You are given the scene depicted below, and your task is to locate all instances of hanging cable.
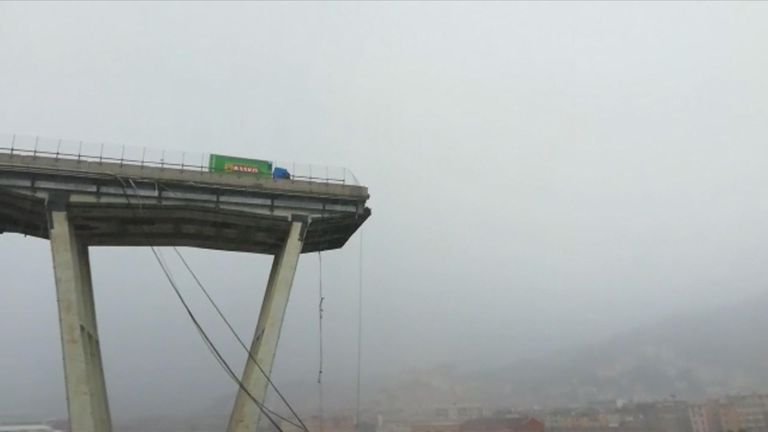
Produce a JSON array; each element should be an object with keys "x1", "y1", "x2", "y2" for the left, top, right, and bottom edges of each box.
[
  {"x1": 119, "y1": 177, "x2": 292, "y2": 430},
  {"x1": 153, "y1": 181, "x2": 308, "y2": 432},
  {"x1": 172, "y1": 247, "x2": 309, "y2": 432},
  {"x1": 355, "y1": 229, "x2": 364, "y2": 431},
  {"x1": 113, "y1": 175, "x2": 299, "y2": 432},
  {"x1": 317, "y1": 252, "x2": 325, "y2": 432},
  {"x1": 147, "y1": 245, "x2": 294, "y2": 431}
]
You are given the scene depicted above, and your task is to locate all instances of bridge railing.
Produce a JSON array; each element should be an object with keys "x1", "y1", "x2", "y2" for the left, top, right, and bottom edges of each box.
[{"x1": 0, "y1": 134, "x2": 359, "y2": 185}]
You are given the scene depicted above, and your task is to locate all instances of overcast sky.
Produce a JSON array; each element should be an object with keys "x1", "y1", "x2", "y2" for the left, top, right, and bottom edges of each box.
[{"x1": 2, "y1": 1, "x2": 768, "y2": 421}]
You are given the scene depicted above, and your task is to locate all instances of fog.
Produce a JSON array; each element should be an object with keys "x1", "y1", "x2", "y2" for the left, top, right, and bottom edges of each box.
[{"x1": 1, "y1": 1, "x2": 768, "y2": 423}]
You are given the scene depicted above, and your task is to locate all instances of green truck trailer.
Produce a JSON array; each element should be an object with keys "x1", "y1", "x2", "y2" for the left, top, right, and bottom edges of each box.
[{"x1": 208, "y1": 153, "x2": 273, "y2": 178}]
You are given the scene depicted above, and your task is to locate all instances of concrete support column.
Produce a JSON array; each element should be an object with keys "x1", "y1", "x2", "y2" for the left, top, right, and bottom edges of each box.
[
  {"x1": 49, "y1": 209, "x2": 112, "y2": 432},
  {"x1": 228, "y1": 221, "x2": 305, "y2": 432}
]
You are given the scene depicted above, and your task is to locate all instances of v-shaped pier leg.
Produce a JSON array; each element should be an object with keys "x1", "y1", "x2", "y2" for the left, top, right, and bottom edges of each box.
[
  {"x1": 228, "y1": 221, "x2": 305, "y2": 432},
  {"x1": 49, "y1": 207, "x2": 112, "y2": 432}
]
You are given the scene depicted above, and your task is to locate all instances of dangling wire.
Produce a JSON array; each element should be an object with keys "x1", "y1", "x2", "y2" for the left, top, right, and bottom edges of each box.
[
  {"x1": 114, "y1": 176, "x2": 298, "y2": 432},
  {"x1": 172, "y1": 247, "x2": 307, "y2": 431},
  {"x1": 355, "y1": 230, "x2": 364, "y2": 431},
  {"x1": 151, "y1": 182, "x2": 308, "y2": 431},
  {"x1": 317, "y1": 251, "x2": 325, "y2": 432}
]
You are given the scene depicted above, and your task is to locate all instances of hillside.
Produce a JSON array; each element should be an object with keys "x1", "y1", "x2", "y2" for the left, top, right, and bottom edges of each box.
[{"x1": 478, "y1": 292, "x2": 768, "y2": 407}]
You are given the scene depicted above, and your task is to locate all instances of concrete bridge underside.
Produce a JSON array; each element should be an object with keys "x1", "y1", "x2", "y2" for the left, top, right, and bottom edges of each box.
[{"x1": 0, "y1": 153, "x2": 370, "y2": 432}]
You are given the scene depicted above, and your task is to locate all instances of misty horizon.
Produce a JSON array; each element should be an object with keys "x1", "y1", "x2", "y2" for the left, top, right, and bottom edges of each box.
[{"x1": 2, "y1": 1, "x2": 768, "y2": 426}]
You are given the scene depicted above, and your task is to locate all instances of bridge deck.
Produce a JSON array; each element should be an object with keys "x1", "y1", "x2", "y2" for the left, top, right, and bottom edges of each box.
[{"x1": 0, "y1": 153, "x2": 370, "y2": 254}]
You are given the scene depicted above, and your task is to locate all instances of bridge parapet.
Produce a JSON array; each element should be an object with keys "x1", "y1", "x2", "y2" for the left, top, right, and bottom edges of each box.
[{"x1": 1, "y1": 133, "x2": 360, "y2": 185}]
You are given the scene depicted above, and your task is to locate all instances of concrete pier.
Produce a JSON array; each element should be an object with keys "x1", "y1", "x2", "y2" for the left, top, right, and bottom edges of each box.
[
  {"x1": 227, "y1": 221, "x2": 305, "y2": 432},
  {"x1": 49, "y1": 207, "x2": 112, "y2": 432},
  {"x1": 0, "y1": 151, "x2": 370, "y2": 432}
]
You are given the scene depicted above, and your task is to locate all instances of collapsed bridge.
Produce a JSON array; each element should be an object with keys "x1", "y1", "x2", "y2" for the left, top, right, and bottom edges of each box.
[{"x1": 0, "y1": 136, "x2": 371, "y2": 432}]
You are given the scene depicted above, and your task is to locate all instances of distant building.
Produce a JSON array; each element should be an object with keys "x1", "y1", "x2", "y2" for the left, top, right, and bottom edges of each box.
[
  {"x1": 724, "y1": 394, "x2": 768, "y2": 432},
  {"x1": 459, "y1": 417, "x2": 545, "y2": 432},
  {"x1": 433, "y1": 406, "x2": 486, "y2": 422},
  {"x1": 686, "y1": 394, "x2": 768, "y2": 432},
  {"x1": 280, "y1": 415, "x2": 356, "y2": 432},
  {"x1": 718, "y1": 403, "x2": 742, "y2": 432},
  {"x1": 0, "y1": 426, "x2": 60, "y2": 432},
  {"x1": 44, "y1": 420, "x2": 68, "y2": 432},
  {"x1": 381, "y1": 422, "x2": 412, "y2": 432},
  {"x1": 636, "y1": 400, "x2": 693, "y2": 432},
  {"x1": 689, "y1": 403, "x2": 721, "y2": 432},
  {"x1": 598, "y1": 414, "x2": 622, "y2": 428},
  {"x1": 411, "y1": 422, "x2": 462, "y2": 432}
]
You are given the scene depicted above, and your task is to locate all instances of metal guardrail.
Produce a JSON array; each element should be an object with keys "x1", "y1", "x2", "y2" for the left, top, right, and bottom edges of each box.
[{"x1": 0, "y1": 134, "x2": 359, "y2": 186}]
